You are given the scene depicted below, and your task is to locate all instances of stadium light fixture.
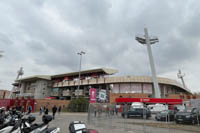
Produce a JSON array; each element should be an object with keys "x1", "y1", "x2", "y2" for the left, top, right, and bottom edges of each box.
[{"x1": 135, "y1": 28, "x2": 161, "y2": 98}]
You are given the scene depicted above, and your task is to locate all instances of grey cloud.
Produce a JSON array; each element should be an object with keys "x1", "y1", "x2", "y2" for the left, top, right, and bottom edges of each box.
[
  {"x1": 0, "y1": 33, "x2": 13, "y2": 46},
  {"x1": 0, "y1": 0, "x2": 200, "y2": 91}
]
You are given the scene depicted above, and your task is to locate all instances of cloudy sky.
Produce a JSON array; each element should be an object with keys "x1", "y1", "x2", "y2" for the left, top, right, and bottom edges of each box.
[{"x1": 0, "y1": 0, "x2": 199, "y2": 92}]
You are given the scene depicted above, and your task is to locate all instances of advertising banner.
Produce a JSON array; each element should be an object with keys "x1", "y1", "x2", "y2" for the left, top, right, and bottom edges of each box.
[{"x1": 89, "y1": 88, "x2": 96, "y2": 103}]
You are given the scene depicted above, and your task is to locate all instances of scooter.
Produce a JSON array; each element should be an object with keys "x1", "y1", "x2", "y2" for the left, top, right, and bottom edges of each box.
[
  {"x1": 0, "y1": 110, "x2": 22, "y2": 133},
  {"x1": 0, "y1": 114, "x2": 60, "y2": 133},
  {"x1": 21, "y1": 115, "x2": 60, "y2": 133},
  {"x1": 69, "y1": 121, "x2": 99, "y2": 133}
]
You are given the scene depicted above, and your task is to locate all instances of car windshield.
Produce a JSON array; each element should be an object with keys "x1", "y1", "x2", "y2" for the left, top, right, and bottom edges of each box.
[
  {"x1": 160, "y1": 110, "x2": 169, "y2": 114},
  {"x1": 130, "y1": 108, "x2": 137, "y2": 111}
]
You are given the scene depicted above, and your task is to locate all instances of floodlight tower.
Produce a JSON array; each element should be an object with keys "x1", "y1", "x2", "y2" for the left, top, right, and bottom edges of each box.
[
  {"x1": 9, "y1": 67, "x2": 24, "y2": 98},
  {"x1": 177, "y1": 69, "x2": 186, "y2": 89},
  {"x1": 136, "y1": 28, "x2": 161, "y2": 98}
]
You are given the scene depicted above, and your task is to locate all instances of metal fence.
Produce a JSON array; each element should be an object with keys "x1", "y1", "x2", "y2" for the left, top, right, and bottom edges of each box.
[{"x1": 87, "y1": 103, "x2": 200, "y2": 133}]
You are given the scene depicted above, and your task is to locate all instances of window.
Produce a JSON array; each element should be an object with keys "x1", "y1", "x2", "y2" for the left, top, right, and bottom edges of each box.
[
  {"x1": 119, "y1": 84, "x2": 130, "y2": 93},
  {"x1": 130, "y1": 83, "x2": 142, "y2": 93},
  {"x1": 111, "y1": 84, "x2": 119, "y2": 93},
  {"x1": 143, "y1": 84, "x2": 152, "y2": 94}
]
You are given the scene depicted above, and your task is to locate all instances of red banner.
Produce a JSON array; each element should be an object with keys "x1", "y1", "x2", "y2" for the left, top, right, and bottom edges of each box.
[
  {"x1": 90, "y1": 88, "x2": 96, "y2": 103},
  {"x1": 116, "y1": 98, "x2": 183, "y2": 104}
]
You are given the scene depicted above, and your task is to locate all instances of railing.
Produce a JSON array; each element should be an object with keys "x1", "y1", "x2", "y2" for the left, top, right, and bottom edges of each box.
[{"x1": 51, "y1": 92, "x2": 60, "y2": 96}]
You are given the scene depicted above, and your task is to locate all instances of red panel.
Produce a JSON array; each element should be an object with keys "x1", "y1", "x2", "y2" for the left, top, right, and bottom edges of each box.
[
  {"x1": 116, "y1": 98, "x2": 183, "y2": 104},
  {"x1": 0, "y1": 99, "x2": 35, "y2": 112},
  {"x1": 0, "y1": 99, "x2": 11, "y2": 108}
]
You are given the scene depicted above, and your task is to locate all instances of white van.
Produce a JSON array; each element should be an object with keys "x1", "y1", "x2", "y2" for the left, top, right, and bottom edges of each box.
[{"x1": 147, "y1": 104, "x2": 168, "y2": 113}]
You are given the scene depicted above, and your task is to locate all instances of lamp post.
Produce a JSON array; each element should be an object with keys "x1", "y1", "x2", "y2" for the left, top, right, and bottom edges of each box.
[
  {"x1": 136, "y1": 28, "x2": 161, "y2": 98},
  {"x1": 77, "y1": 51, "x2": 85, "y2": 98}
]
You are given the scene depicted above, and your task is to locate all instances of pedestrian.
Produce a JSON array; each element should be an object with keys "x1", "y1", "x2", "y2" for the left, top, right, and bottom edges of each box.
[
  {"x1": 106, "y1": 105, "x2": 109, "y2": 116},
  {"x1": 40, "y1": 107, "x2": 43, "y2": 115},
  {"x1": 21, "y1": 106, "x2": 24, "y2": 113},
  {"x1": 115, "y1": 104, "x2": 119, "y2": 115},
  {"x1": 94, "y1": 106, "x2": 97, "y2": 117},
  {"x1": 44, "y1": 106, "x2": 49, "y2": 115},
  {"x1": 18, "y1": 105, "x2": 22, "y2": 112},
  {"x1": 52, "y1": 105, "x2": 57, "y2": 119},
  {"x1": 58, "y1": 106, "x2": 61, "y2": 115},
  {"x1": 43, "y1": 106, "x2": 46, "y2": 114},
  {"x1": 27, "y1": 105, "x2": 32, "y2": 114}
]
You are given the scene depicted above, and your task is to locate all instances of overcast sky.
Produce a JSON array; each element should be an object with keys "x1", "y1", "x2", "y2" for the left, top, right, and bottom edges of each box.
[{"x1": 0, "y1": 0, "x2": 199, "y2": 92}]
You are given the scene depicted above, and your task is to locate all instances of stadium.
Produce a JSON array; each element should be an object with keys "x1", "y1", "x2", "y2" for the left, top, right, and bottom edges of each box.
[{"x1": 13, "y1": 68, "x2": 192, "y2": 103}]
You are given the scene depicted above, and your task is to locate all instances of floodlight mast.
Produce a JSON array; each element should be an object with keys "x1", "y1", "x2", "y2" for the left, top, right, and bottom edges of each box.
[
  {"x1": 136, "y1": 28, "x2": 161, "y2": 98},
  {"x1": 9, "y1": 67, "x2": 24, "y2": 98},
  {"x1": 177, "y1": 69, "x2": 186, "y2": 89}
]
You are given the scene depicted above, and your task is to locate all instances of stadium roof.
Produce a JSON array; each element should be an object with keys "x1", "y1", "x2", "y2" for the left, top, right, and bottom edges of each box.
[
  {"x1": 51, "y1": 68, "x2": 118, "y2": 78},
  {"x1": 16, "y1": 75, "x2": 51, "y2": 82}
]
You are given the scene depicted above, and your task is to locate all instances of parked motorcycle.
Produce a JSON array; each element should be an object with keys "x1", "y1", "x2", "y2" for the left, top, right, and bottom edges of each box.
[
  {"x1": 69, "y1": 121, "x2": 99, "y2": 133},
  {"x1": 0, "y1": 110, "x2": 60, "y2": 133}
]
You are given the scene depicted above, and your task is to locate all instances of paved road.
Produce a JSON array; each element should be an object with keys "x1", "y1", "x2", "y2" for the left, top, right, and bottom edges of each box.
[{"x1": 33, "y1": 113, "x2": 199, "y2": 133}]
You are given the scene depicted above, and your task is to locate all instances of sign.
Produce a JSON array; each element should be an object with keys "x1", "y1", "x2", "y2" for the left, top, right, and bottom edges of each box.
[
  {"x1": 98, "y1": 90, "x2": 106, "y2": 101},
  {"x1": 116, "y1": 98, "x2": 183, "y2": 105},
  {"x1": 89, "y1": 88, "x2": 96, "y2": 103}
]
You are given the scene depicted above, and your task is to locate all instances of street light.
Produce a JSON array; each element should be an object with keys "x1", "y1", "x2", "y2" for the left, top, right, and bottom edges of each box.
[
  {"x1": 77, "y1": 51, "x2": 86, "y2": 98},
  {"x1": 136, "y1": 28, "x2": 161, "y2": 98}
]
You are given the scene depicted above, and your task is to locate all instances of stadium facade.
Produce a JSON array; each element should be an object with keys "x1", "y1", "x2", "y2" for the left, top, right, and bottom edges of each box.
[{"x1": 12, "y1": 68, "x2": 192, "y2": 103}]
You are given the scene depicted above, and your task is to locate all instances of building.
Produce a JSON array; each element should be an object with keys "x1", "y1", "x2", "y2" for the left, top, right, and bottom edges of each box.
[
  {"x1": 12, "y1": 68, "x2": 192, "y2": 103},
  {"x1": 0, "y1": 90, "x2": 11, "y2": 99},
  {"x1": 12, "y1": 75, "x2": 52, "y2": 99}
]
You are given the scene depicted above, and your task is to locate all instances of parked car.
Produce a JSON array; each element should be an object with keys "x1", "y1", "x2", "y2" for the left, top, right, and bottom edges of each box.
[
  {"x1": 175, "y1": 108, "x2": 200, "y2": 124},
  {"x1": 147, "y1": 104, "x2": 168, "y2": 113},
  {"x1": 131, "y1": 102, "x2": 144, "y2": 108},
  {"x1": 122, "y1": 108, "x2": 151, "y2": 119},
  {"x1": 155, "y1": 110, "x2": 175, "y2": 121}
]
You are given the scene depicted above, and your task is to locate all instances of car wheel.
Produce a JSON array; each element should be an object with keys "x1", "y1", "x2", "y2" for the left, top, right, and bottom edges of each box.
[
  {"x1": 143, "y1": 115, "x2": 147, "y2": 119},
  {"x1": 192, "y1": 119, "x2": 196, "y2": 125},
  {"x1": 127, "y1": 115, "x2": 129, "y2": 118}
]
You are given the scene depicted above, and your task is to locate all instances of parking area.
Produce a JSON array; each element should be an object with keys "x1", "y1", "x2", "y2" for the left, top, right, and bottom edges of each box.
[{"x1": 34, "y1": 112, "x2": 200, "y2": 133}]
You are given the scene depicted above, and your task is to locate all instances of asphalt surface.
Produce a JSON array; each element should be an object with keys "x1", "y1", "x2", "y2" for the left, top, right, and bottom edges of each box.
[{"x1": 33, "y1": 112, "x2": 200, "y2": 133}]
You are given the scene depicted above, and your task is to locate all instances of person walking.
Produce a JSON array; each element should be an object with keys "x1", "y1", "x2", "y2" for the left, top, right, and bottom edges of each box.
[
  {"x1": 39, "y1": 107, "x2": 43, "y2": 115},
  {"x1": 27, "y1": 105, "x2": 32, "y2": 114},
  {"x1": 52, "y1": 105, "x2": 57, "y2": 119},
  {"x1": 21, "y1": 106, "x2": 24, "y2": 113},
  {"x1": 44, "y1": 106, "x2": 49, "y2": 115},
  {"x1": 58, "y1": 106, "x2": 61, "y2": 115}
]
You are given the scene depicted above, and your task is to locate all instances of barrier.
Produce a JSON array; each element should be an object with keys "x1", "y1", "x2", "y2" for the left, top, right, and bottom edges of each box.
[{"x1": 0, "y1": 99, "x2": 35, "y2": 112}]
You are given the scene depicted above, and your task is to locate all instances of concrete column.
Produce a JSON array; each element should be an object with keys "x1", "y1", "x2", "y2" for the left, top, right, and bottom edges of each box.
[{"x1": 20, "y1": 82, "x2": 25, "y2": 94}]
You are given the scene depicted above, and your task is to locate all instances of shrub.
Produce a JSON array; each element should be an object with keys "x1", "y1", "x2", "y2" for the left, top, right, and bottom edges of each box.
[{"x1": 68, "y1": 97, "x2": 89, "y2": 112}]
